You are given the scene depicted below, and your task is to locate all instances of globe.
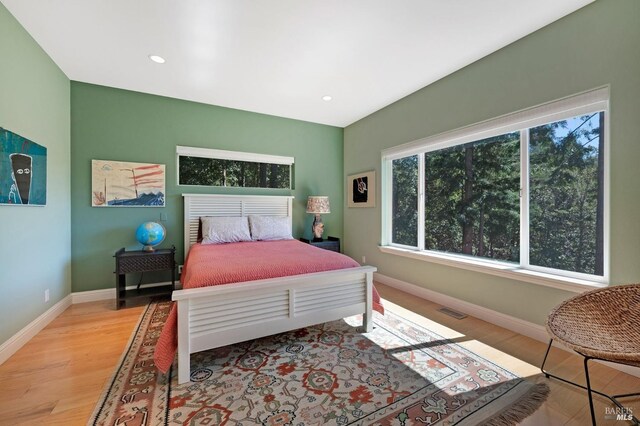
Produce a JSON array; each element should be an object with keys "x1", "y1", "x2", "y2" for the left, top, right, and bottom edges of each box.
[{"x1": 135, "y1": 221, "x2": 166, "y2": 252}]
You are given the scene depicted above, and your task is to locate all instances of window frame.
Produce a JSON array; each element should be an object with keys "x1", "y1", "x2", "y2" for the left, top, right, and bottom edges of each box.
[
  {"x1": 381, "y1": 87, "x2": 610, "y2": 286},
  {"x1": 176, "y1": 146, "x2": 294, "y2": 189}
]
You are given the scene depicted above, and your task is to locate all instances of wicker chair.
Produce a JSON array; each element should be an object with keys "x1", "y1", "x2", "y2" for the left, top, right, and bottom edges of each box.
[{"x1": 541, "y1": 283, "x2": 640, "y2": 425}]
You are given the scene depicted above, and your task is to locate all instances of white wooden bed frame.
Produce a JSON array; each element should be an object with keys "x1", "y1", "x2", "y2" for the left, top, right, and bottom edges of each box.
[{"x1": 173, "y1": 194, "x2": 376, "y2": 383}]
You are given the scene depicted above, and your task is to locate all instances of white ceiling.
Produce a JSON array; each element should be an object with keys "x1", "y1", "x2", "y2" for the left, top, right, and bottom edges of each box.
[{"x1": 3, "y1": 0, "x2": 593, "y2": 127}]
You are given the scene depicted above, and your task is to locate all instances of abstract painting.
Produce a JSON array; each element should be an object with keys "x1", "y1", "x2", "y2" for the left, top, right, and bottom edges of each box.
[
  {"x1": 347, "y1": 170, "x2": 375, "y2": 208},
  {"x1": 92, "y1": 160, "x2": 165, "y2": 207},
  {"x1": 0, "y1": 128, "x2": 47, "y2": 206}
]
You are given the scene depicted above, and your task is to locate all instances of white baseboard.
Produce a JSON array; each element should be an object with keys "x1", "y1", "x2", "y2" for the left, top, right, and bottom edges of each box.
[
  {"x1": 1, "y1": 281, "x2": 177, "y2": 366},
  {"x1": 70, "y1": 281, "x2": 178, "y2": 304},
  {"x1": 374, "y1": 272, "x2": 640, "y2": 378},
  {"x1": 71, "y1": 288, "x2": 115, "y2": 304},
  {"x1": 0, "y1": 294, "x2": 72, "y2": 365},
  {"x1": 374, "y1": 273, "x2": 549, "y2": 342}
]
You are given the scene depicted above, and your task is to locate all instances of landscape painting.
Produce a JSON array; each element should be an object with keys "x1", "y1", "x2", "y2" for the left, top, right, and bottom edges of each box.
[
  {"x1": 0, "y1": 127, "x2": 47, "y2": 206},
  {"x1": 92, "y1": 160, "x2": 165, "y2": 207}
]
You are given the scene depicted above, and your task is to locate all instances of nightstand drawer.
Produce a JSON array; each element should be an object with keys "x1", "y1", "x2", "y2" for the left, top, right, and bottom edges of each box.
[
  {"x1": 300, "y1": 237, "x2": 340, "y2": 253},
  {"x1": 310, "y1": 241, "x2": 340, "y2": 252},
  {"x1": 117, "y1": 253, "x2": 174, "y2": 273}
]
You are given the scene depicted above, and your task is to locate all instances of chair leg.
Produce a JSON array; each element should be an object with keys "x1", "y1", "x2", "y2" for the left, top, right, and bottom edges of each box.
[
  {"x1": 613, "y1": 391, "x2": 640, "y2": 399},
  {"x1": 584, "y1": 357, "x2": 597, "y2": 426},
  {"x1": 540, "y1": 339, "x2": 554, "y2": 378},
  {"x1": 542, "y1": 341, "x2": 639, "y2": 425}
]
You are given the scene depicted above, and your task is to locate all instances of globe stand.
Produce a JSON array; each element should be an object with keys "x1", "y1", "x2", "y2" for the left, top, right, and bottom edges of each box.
[{"x1": 142, "y1": 245, "x2": 156, "y2": 252}]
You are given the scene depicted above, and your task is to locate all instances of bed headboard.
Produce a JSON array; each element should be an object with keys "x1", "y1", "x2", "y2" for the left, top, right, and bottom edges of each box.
[{"x1": 183, "y1": 194, "x2": 294, "y2": 260}]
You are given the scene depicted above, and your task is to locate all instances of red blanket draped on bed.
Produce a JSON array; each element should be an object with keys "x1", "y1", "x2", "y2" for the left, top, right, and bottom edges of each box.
[{"x1": 154, "y1": 240, "x2": 384, "y2": 373}]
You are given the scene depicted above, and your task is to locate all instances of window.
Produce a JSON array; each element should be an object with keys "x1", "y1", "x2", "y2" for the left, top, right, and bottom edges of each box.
[
  {"x1": 528, "y1": 113, "x2": 605, "y2": 276},
  {"x1": 382, "y1": 88, "x2": 608, "y2": 282},
  {"x1": 392, "y1": 156, "x2": 418, "y2": 246},
  {"x1": 423, "y1": 132, "x2": 520, "y2": 261},
  {"x1": 177, "y1": 146, "x2": 293, "y2": 189}
]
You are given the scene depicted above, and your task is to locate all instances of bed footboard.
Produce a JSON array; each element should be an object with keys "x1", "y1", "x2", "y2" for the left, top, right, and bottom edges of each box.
[{"x1": 173, "y1": 266, "x2": 376, "y2": 384}]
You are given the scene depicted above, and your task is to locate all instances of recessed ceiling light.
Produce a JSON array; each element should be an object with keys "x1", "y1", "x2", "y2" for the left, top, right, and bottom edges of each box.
[
  {"x1": 322, "y1": 95, "x2": 333, "y2": 102},
  {"x1": 149, "y1": 55, "x2": 166, "y2": 64}
]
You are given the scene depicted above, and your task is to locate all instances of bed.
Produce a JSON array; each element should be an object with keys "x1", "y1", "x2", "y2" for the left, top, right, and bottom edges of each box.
[{"x1": 155, "y1": 194, "x2": 379, "y2": 384}]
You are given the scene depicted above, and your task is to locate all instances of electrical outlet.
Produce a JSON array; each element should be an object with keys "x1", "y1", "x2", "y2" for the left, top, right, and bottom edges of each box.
[
  {"x1": 160, "y1": 212, "x2": 168, "y2": 221},
  {"x1": 44, "y1": 289, "x2": 50, "y2": 303},
  {"x1": 178, "y1": 265, "x2": 183, "y2": 274},
  {"x1": 362, "y1": 256, "x2": 366, "y2": 264}
]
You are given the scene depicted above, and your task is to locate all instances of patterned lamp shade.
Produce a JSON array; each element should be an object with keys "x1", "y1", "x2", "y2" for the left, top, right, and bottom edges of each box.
[{"x1": 306, "y1": 196, "x2": 331, "y2": 214}]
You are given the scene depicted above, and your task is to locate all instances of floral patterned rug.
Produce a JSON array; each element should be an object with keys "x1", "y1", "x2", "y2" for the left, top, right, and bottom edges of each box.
[{"x1": 90, "y1": 301, "x2": 548, "y2": 425}]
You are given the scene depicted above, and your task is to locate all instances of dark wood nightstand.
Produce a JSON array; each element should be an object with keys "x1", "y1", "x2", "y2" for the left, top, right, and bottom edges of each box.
[
  {"x1": 114, "y1": 246, "x2": 176, "y2": 309},
  {"x1": 299, "y1": 236, "x2": 340, "y2": 253}
]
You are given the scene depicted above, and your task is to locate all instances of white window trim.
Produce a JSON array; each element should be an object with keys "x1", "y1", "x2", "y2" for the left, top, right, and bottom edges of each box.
[
  {"x1": 381, "y1": 86, "x2": 610, "y2": 286},
  {"x1": 177, "y1": 146, "x2": 294, "y2": 165},
  {"x1": 378, "y1": 245, "x2": 607, "y2": 293},
  {"x1": 382, "y1": 86, "x2": 609, "y2": 160}
]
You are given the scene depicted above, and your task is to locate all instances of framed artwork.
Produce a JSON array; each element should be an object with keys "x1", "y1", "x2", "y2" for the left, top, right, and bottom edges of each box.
[
  {"x1": 0, "y1": 127, "x2": 47, "y2": 206},
  {"x1": 347, "y1": 170, "x2": 375, "y2": 208},
  {"x1": 92, "y1": 159, "x2": 165, "y2": 207}
]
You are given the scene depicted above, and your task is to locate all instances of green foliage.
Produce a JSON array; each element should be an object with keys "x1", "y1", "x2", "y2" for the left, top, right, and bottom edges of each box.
[
  {"x1": 179, "y1": 156, "x2": 290, "y2": 189},
  {"x1": 529, "y1": 113, "x2": 603, "y2": 275},
  {"x1": 424, "y1": 133, "x2": 520, "y2": 261},
  {"x1": 392, "y1": 156, "x2": 418, "y2": 246},
  {"x1": 390, "y1": 112, "x2": 604, "y2": 275}
]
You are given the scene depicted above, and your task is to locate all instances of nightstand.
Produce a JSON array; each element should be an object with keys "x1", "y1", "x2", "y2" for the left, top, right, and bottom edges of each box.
[
  {"x1": 114, "y1": 246, "x2": 176, "y2": 309},
  {"x1": 299, "y1": 236, "x2": 340, "y2": 253}
]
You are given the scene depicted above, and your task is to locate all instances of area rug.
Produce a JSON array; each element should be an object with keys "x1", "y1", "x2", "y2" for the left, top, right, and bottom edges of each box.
[{"x1": 90, "y1": 302, "x2": 548, "y2": 425}]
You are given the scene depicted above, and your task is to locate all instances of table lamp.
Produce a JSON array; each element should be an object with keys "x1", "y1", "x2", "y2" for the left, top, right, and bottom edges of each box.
[{"x1": 306, "y1": 196, "x2": 330, "y2": 241}]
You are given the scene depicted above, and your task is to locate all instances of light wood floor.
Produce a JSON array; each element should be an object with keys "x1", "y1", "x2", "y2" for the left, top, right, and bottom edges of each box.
[{"x1": 0, "y1": 283, "x2": 638, "y2": 425}]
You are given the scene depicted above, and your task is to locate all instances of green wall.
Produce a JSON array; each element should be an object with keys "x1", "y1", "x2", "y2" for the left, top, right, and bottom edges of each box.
[
  {"x1": 0, "y1": 4, "x2": 71, "y2": 344},
  {"x1": 344, "y1": 0, "x2": 640, "y2": 325},
  {"x1": 71, "y1": 83, "x2": 344, "y2": 292}
]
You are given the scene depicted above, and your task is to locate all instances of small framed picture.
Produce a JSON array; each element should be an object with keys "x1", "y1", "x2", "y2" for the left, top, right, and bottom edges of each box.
[{"x1": 347, "y1": 171, "x2": 375, "y2": 208}]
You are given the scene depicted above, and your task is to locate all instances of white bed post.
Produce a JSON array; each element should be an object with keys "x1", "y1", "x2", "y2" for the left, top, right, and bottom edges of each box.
[
  {"x1": 177, "y1": 299, "x2": 191, "y2": 383},
  {"x1": 363, "y1": 271, "x2": 373, "y2": 333}
]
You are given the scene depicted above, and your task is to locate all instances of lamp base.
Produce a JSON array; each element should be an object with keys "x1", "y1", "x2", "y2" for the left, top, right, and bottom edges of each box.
[{"x1": 312, "y1": 214, "x2": 325, "y2": 240}]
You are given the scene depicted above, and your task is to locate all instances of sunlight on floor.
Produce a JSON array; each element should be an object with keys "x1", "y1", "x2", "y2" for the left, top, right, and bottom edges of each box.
[{"x1": 379, "y1": 298, "x2": 542, "y2": 381}]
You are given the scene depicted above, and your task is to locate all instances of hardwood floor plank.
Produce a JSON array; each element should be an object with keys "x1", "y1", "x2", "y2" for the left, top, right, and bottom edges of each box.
[
  {"x1": 4, "y1": 401, "x2": 57, "y2": 425},
  {"x1": 0, "y1": 300, "x2": 143, "y2": 424}
]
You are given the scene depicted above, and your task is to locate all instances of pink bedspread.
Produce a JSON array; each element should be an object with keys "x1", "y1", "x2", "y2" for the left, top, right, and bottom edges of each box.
[{"x1": 154, "y1": 240, "x2": 384, "y2": 373}]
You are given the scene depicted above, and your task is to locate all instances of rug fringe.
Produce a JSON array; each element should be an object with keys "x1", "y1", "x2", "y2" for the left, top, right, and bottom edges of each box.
[{"x1": 483, "y1": 383, "x2": 550, "y2": 426}]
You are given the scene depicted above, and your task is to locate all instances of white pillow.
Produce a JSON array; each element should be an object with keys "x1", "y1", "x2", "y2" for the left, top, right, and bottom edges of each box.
[
  {"x1": 249, "y1": 215, "x2": 293, "y2": 241},
  {"x1": 201, "y1": 216, "x2": 252, "y2": 244}
]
